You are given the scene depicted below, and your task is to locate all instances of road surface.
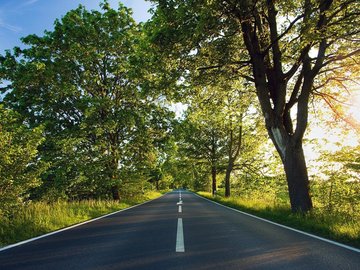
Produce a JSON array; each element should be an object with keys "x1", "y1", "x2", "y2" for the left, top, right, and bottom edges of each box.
[{"x1": 0, "y1": 190, "x2": 359, "y2": 269}]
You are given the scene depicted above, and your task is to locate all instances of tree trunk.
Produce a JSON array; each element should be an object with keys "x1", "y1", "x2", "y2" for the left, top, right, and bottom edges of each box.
[
  {"x1": 283, "y1": 141, "x2": 313, "y2": 212},
  {"x1": 225, "y1": 161, "x2": 233, "y2": 197},
  {"x1": 111, "y1": 185, "x2": 120, "y2": 201},
  {"x1": 268, "y1": 126, "x2": 313, "y2": 212},
  {"x1": 211, "y1": 165, "x2": 217, "y2": 195},
  {"x1": 225, "y1": 117, "x2": 242, "y2": 198}
]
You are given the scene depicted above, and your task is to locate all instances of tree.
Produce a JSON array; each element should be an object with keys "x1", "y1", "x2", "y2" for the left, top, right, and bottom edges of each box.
[
  {"x1": 179, "y1": 113, "x2": 226, "y2": 195},
  {"x1": 150, "y1": 0, "x2": 360, "y2": 212},
  {"x1": 149, "y1": 166, "x2": 163, "y2": 190},
  {"x1": 1, "y1": 2, "x2": 172, "y2": 200},
  {"x1": 0, "y1": 105, "x2": 46, "y2": 216},
  {"x1": 216, "y1": 86, "x2": 258, "y2": 198},
  {"x1": 158, "y1": 134, "x2": 207, "y2": 190},
  {"x1": 177, "y1": 80, "x2": 263, "y2": 196}
]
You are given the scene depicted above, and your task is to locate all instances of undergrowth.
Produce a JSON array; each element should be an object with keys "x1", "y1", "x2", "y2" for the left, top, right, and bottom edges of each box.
[
  {"x1": 0, "y1": 190, "x2": 163, "y2": 247},
  {"x1": 197, "y1": 191, "x2": 360, "y2": 249}
]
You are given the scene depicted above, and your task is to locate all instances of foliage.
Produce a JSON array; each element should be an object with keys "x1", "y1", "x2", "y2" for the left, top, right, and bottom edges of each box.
[
  {"x1": 157, "y1": 135, "x2": 203, "y2": 190},
  {"x1": 0, "y1": 0, "x2": 359, "y2": 240},
  {"x1": 149, "y1": 0, "x2": 360, "y2": 212},
  {"x1": 173, "y1": 75, "x2": 267, "y2": 194},
  {"x1": 0, "y1": 105, "x2": 47, "y2": 217},
  {"x1": 1, "y1": 2, "x2": 173, "y2": 200},
  {"x1": 311, "y1": 144, "x2": 360, "y2": 214}
]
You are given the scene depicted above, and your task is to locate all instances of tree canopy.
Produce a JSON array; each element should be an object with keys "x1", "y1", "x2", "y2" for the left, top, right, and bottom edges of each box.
[
  {"x1": 1, "y1": 3, "x2": 173, "y2": 201},
  {"x1": 149, "y1": 0, "x2": 360, "y2": 212},
  {"x1": 0, "y1": 0, "x2": 359, "y2": 214},
  {"x1": 0, "y1": 105, "x2": 46, "y2": 216}
]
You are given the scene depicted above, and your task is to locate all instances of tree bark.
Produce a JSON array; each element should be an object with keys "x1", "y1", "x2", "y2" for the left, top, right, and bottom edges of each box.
[
  {"x1": 225, "y1": 116, "x2": 242, "y2": 198},
  {"x1": 283, "y1": 141, "x2": 313, "y2": 212},
  {"x1": 211, "y1": 165, "x2": 217, "y2": 195},
  {"x1": 224, "y1": 160, "x2": 233, "y2": 197},
  {"x1": 266, "y1": 124, "x2": 313, "y2": 212},
  {"x1": 111, "y1": 185, "x2": 120, "y2": 201}
]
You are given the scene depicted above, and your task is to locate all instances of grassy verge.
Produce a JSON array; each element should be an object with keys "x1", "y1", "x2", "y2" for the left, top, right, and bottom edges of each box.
[
  {"x1": 0, "y1": 190, "x2": 163, "y2": 247},
  {"x1": 197, "y1": 191, "x2": 360, "y2": 249}
]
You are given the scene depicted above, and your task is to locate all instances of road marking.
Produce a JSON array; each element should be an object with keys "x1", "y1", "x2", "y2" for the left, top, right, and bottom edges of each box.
[
  {"x1": 194, "y1": 193, "x2": 360, "y2": 253},
  {"x1": 178, "y1": 205, "x2": 182, "y2": 213},
  {"x1": 176, "y1": 218, "x2": 185, "y2": 252},
  {"x1": 177, "y1": 200, "x2": 183, "y2": 205}
]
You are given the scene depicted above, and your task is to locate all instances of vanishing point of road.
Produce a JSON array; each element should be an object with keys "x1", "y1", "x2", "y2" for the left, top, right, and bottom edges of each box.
[{"x1": 0, "y1": 190, "x2": 359, "y2": 269}]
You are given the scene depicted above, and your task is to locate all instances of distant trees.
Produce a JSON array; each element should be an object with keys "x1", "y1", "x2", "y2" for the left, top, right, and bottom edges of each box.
[
  {"x1": 175, "y1": 80, "x2": 264, "y2": 196},
  {"x1": 313, "y1": 142, "x2": 360, "y2": 213},
  {"x1": 179, "y1": 111, "x2": 225, "y2": 195}
]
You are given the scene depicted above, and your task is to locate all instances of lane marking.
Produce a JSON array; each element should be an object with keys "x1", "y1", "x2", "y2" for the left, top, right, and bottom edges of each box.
[
  {"x1": 178, "y1": 205, "x2": 182, "y2": 213},
  {"x1": 0, "y1": 193, "x2": 169, "y2": 252},
  {"x1": 194, "y1": 193, "x2": 360, "y2": 253},
  {"x1": 177, "y1": 191, "x2": 183, "y2": 205},
  {"x1": 176, "y1": 218, "x2": 185, "y2": 252}
]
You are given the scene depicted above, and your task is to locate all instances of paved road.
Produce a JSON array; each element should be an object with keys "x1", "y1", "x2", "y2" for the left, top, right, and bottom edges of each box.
[{"x1": 1, "y1": 190, "x2": 359, "y2": 269}]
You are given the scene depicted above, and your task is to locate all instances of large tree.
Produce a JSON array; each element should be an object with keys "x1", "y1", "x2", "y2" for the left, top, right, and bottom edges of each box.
[
  {"x1": 150, "y1": 0, "x2": 360, "y2": 212},
  {"x1": 1, "y1": 2, "x2": 172, "y2": 200}
]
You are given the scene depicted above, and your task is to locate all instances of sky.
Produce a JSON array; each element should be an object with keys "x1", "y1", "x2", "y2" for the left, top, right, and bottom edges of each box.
[{"x1": 0, "y1": 0, "x2": 153, "y2": 55}]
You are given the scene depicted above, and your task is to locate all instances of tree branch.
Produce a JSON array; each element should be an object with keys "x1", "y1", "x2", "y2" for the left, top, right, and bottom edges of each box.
[
  {"x1": 322, "y1": 48, "x2": 360, "y2": 67},
  {"x1": 197, "y1": 60, "x2": 251, "y2": 71},
  {"x1": 262, "y1": 13, "x2": 304, "y2": 57}
]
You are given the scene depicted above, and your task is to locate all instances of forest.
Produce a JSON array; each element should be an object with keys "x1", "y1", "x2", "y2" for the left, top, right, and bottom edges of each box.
[{"x1": 1, "y1": 0, "x2": 359, "y2": 247}]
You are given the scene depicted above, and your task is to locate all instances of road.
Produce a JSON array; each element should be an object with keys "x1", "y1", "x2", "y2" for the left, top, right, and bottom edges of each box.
[{"x1": 0, "y1": 190, "x2": 359, "y2": 269}]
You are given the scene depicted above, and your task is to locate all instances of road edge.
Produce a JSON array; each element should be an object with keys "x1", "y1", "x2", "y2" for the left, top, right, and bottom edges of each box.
[
  {"x1": 0, "y1": 193, "x2": 168, "y2": 252},
  {"x1": 194, "y1": 192, "x2": 360, "y2": 253}
]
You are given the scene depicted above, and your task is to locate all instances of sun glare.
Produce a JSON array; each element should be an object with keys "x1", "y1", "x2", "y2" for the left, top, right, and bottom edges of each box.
[
  {"x1": 304, "y1": 91, "x2": 360, "y2": 176},
  {"x1": 348, "y1": 94, "x2": 360, "y2": 123}
]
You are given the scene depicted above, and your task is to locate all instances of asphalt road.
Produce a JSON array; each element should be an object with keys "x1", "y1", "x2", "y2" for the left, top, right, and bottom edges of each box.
[{"x1": 0, "y1": 190, "x2": 359, "y2": 269}]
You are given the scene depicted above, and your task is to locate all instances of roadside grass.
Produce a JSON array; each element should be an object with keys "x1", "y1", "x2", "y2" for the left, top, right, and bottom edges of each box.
[
  {"x1": 0, "y1": 190, "x2": 163, "y2": 247},
  {"x1": 197, "y1": 191, "x2": 360, "y2": 249}
]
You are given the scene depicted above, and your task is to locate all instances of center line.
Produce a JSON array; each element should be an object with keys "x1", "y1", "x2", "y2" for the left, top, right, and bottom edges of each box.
[
  {"x1": 176, "y1": 218, "x2": 185, "y2": 252},
  {"x1": 178, "y1": 205, "x2": 182, "y2": 213}
]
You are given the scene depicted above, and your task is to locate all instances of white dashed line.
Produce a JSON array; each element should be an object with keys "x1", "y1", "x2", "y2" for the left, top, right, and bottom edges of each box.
[{"x1": 176, "y1": 218, "x2": 185, "y2": 252}]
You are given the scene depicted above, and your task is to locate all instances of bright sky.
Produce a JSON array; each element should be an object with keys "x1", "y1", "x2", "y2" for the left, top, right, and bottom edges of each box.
[{"x1": 0, "y1": 0, "x2": 153, "y2": 54}]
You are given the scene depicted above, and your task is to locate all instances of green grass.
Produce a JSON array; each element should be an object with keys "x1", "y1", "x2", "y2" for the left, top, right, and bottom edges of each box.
[
  {"x1": 0, "y1": 190, "x2": 163, "y2": 247},
  {"x1": 197, "y1": 191, "x2": 360, "y2": 249}
]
